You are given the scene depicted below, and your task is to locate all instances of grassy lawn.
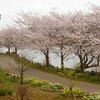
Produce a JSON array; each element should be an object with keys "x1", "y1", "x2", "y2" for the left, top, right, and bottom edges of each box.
[
  {"x1": 1, "y1": 53, "x2": 100, "y2": 99},
  {"x1": 0, "y1": 64, "x2": 82, "y2": 100},
  {"x1": 3, "y1": 53, "x2": 100, "y2": 85},
  {"x1": 0, "y1": 87, "x2": 81, "y2": 100}
]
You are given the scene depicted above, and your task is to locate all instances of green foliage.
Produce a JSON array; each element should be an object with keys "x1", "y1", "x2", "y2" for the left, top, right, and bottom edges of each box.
[
  {"x1": 30, "y1": 79, "x2": 43, "y2": 87},
  {"x1": 24, "y1": 77, "x2": 49, "y2": 87},
  {"x1": 7, "y1": 73, "x2": 20, "y2": 83},
  {"x1": 41, "y1": 83, "x2": 64, "y2": 91},
  {"x1": 58, "y1": 72, "x2": 65, "y2": 77},
  {"x1": 0, "y1": 67, "x2": 20, "y2": 83},
  {"x1": 58, "y1": 69, "x2": 76, "y2": 78},
  {"x1": 24, "y1": 77, "x2": 37, "y2": 84},
  {"x1": 0, "y1": 85, "x2": 13, "y2": 96},
  {"x1": 6, "y1": 53, "x2": 100, "y2": 85},
  {"x1": 0, "y1": 68, "x2": 6, "y2": 83},
  {"x1": 82, "y1": 92, "x2": 100, "y2": 100},
  {"x1": 75, "y1": 73, "x2": 90, "y2": 79},
  {"x1": 61, "y1": 88, "x2": 84, "y2": 97}
]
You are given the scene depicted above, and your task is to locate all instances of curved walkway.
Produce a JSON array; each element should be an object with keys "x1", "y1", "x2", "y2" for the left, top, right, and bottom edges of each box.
[{"x1": 0, "y1": 54, "x2": 100, "y2": 92}]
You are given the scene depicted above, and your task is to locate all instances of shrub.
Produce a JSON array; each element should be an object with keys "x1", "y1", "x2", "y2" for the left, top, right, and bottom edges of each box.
[
  {"x1": 30, "y1": 79, "x2": 43, "y2": 87},
  {"x1": 75, "y1": 73, "x2": 89, "y2": 79},
  {"x1": 90, "y1": 71, "x2": 96, "y2": 76},
  {"x1": 67, "y1": 70, "x2": 76, "y2": 77},
  {"x1": 75, "y1": 68, "x2": 82, "y2": 73},
  {"x1": 24, "y1": 77, "x2": 49, "y2": 87},
  {"x1": 7, "y1": 73, "x2": 20, "y2": 83},
  {"x1": 41, "y1": 83, "x2": 64, "y2": 91},
  {"x1": 82, "y1": 92, "x2": 100, "y2": 100},
  {"x1": 0, "y1": 86, "x2": 13, "y2": 96},
  {"x1": 42, "y1": 80, "x2": 49, "y2": 85},
  {"x1": 58, "y1": 72, "x2": 65, "y2": 77},
  {"x1": 0, "y1": 68, "x2": 7, "y2": 83},
  {"x1": 0, "y1": 68, "x2": 20, "y2": 83},
  {"x1": 23, "y1": 77, "x2": 37, "y2": 84},
  {"x1": 61, "y1": 88, "x2": 84, "y2": 97}
]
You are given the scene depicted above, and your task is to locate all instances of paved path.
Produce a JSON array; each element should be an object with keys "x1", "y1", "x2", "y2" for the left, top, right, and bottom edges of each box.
[{"x1": 0, "y1": 54, "x2": 100, "y2": 92}]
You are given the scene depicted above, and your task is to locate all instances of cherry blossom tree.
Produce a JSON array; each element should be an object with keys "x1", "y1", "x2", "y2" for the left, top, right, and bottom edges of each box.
[
  {"x1": 45, "y1": 12, "x2": 79, "y2": 71},
  {"x1": 13, "y1": 6, "x2": 100, "y2": 72},
  {"x1": 1, "y1": 26, "x2": 26, "y2": 54},
  {"x1": 66, "y1": 9, "x2": 100, "y2": 72},
  {"x1": 14, "y1": 12, "x2": 52, "y2": 67},
  {"x1": 86, "y1": 5, "x2": 100, "y2": 70},
  {"x1": 1, "y1": 28, "x2": 13, "y2": 53}
]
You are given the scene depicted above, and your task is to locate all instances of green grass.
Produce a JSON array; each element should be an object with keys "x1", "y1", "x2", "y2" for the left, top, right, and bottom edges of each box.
[
  {"x1": 0, "y1": 87, "x2": 81, "y2": 100},
  {"x1": 1, "y1": 53, "x2": 100, "y2": 85},
  {"x1": 0, "y1": 64, "x2": 82, "y2": 100}
]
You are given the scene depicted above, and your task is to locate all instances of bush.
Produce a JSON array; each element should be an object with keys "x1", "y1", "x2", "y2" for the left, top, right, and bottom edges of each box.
[
  {"x1": 58, "y1": 69, "x2": 76, "y2": 78},
  {"x1": 24, "y1": 77, "x2": 49, "y2": 87},
  {"x1": 7, "y1": 73, "x2": 20, "y2": 83},
  {"x1": 75, "y1": 73, "x2": 89, "y2": 79},
  {"x1": 41, "y1": 83, "x2": 64, "y2": 91},
  {"x1": 58, "y1": 72, "x2": 65, "y2": 77},
  {"x1": 30, "y1": 79, "x2": 43, "y2": 87},
  {"x1": 0, "y1": 68, "x2": 19, "y2": 83},
  {"x1": 75, "y1": 68, "x2": 82, "y2": 73},
  {"x1": 61, "y1": 88, "x2": 84, "y2": 97},
  {"x1": 90, "y1": 71, "x2": 96, "y2": 76},
  {"x1": 82, "y1": 92, "x2": 100, "y2": 100},
  {"x1": 0, "y1": 68, "x2": 8, "y2": 83},
  {"x1": 0, "y1": 86, "x2": 13, "y2": 96},
  {"x1": 24, "y1": 77, "x2": 37, "y2": 84},
  {"x1": 67, "y1": 70, "x2": 76, "y2": 77}
]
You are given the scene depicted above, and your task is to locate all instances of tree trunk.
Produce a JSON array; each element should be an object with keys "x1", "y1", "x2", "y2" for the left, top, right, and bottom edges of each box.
[
  {"x1": 69, "y1": 79, "x2": 76, "y2": 100},
  {"x1": 61, "y1": 51, "x2": 64, "y2": 72},
  {"x1": 45, "y1": 54, "x2": 49, "y2": 67},
  {"x1": 15, "y1": 47, "x2": 17, "y2": 54},
  {"x1": 19, "y1": 68, "x2": 24, "y2": 100},
  {"x1": 20, "y1": 67, "x2": 24, "y2": 85},
  {"x1": 70, "y1": 87, "x2": 76, "y2": 100},
  {"x1": 60, "y1": 44, "x2": 64, "y2": 72},
  {"x1": 21, "y1": 95, "x2": 24, "y2": 100},
  {"x1": 7, "y1": 47, "x2": 10, "y2": 54},
  {"x1": 45, "y1": 48, "x2": 49, "y2": 67},
  {"x1": 78, "y1": 55, "x2": 84, "y2": 73}
]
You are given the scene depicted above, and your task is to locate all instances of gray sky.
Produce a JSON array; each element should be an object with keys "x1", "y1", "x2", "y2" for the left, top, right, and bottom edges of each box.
[{"x1": 0, "y1": 0, "x2": 100, "y2": 28}]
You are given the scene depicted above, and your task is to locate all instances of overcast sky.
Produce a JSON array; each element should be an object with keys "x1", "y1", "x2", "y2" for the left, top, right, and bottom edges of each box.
[{"x1": 0, "y1": 0, "x2": 100, "y2": 28}]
